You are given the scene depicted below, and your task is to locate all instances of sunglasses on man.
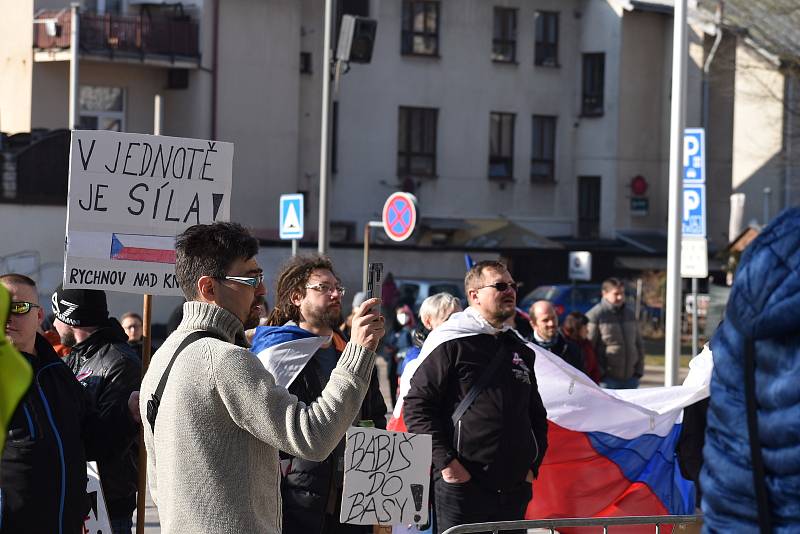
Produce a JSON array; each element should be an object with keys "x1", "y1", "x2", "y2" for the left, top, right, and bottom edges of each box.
[
  {"x1": 219, "y1": 274, "x2": 264, "y2": 288},
  {"x1": 10, "y1": 301, "x2": 41, "y2": 315},
  {"x1": 477, "y1": 282, "x2": 518, "y2": 292}
]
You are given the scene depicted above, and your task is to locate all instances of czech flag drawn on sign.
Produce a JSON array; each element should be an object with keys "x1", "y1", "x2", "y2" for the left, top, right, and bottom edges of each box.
[
  {"x1": 110, "y1": 234, "x2": 176, "y2": 264},
  {"x1": 388, "y1": 309, "x2": 710, "y2": 531}
]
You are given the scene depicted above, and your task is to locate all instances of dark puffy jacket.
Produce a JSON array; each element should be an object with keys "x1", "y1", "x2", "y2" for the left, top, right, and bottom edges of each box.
[
  {"x1": 701, "y1": 208, "x2": 800, "y2": 532},
  {"x1": 65, "y1": 318, "x2": 142, "y2": 521},
  {"x1": 2, "y1": 335, "x2": 91, "y2": 534},
  {"x1": 586, "y1": 300, "x2": 644, "y2": 381},
  {"x1": 280, "y1": 333, "x2": 387, "y2": 534}
]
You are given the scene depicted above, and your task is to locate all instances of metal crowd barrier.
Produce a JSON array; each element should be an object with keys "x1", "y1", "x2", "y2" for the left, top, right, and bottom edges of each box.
[{"x1": 441, "y1": 514, "x2": 701, "y2": 534}]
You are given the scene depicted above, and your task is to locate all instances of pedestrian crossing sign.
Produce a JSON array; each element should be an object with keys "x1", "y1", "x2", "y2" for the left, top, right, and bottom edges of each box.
[{"x1": 279, "y1": 194, "x2": 304, "y2": 240}]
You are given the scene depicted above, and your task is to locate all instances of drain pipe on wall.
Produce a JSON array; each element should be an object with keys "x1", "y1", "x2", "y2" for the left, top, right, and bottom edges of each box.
[{"x1": 701, "y1": 2, "x2": 723, "y2": 131}]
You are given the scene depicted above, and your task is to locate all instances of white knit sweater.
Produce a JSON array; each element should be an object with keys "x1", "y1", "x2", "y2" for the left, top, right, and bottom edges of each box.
[{"x1": 139, "y1": 301, "x2": 376, "y2": 533}]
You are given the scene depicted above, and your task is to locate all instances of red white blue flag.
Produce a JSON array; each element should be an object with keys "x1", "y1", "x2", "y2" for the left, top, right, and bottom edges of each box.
[{"x1": 390, "y1": 308, "x2": 710, "y2": 527}]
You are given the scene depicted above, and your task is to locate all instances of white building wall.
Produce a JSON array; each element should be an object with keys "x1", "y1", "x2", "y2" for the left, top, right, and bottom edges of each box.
[
  {"x1": 299, "y1": 0, "x2": 589, "y2": 238},
  {"x1": 573, "y1": 0, "x2": 622, "y2": 239}
]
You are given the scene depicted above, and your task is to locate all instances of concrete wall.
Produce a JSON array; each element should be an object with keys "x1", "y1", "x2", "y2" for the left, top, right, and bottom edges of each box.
[
  {"x1": 731, "y1": 43, "x2": 785, "y2": 227},
  {"x1": 703, "y1": 31, "x2": 736, "y2": 248},
  {"x1": 573, "y1": 0, "x2": 621, "y2": 238},
  {"x1": 617, "y1": 10, "x2": 669, "y2": 231},
  {"x1": 0, "y1": 0, "x2": 34, "y2": 134},
  {"x1": 215, "y1": 0, "x2": 302, "y2": 233}
]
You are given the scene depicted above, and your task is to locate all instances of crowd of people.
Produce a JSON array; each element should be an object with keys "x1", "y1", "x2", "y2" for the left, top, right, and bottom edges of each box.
[{"x1": 1, "y1": 210, "x2": 798, "y2": 534}]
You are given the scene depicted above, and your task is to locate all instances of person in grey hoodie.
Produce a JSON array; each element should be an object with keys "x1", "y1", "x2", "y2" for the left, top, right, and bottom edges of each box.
[{"x1": 139, "y1": 222, "x2": 384, "y2": 534}]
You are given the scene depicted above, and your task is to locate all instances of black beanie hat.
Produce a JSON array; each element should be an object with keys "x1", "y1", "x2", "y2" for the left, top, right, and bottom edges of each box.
[{"x1": 51, "y1": 285, "x2": 109, "y2": 327}]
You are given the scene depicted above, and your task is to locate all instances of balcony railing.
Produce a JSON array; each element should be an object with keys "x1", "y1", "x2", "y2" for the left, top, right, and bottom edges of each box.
[{"x1": 34, "y1": 10, "x2": 200, "y2": 60}]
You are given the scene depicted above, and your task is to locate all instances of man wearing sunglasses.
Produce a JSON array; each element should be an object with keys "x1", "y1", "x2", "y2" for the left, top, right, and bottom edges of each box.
[
  {"x1": 404, "y1": 260, "x2": 548, "y2": 534},
  {"x1": 253, "y1": 255, "x2": 386, "y2": 534},
  {"x1": 139, "y1": 222, "x2": 384, "y2": 534},
  {"x1": 1, "y1": 274, "x2": 102, "y2": 533}
]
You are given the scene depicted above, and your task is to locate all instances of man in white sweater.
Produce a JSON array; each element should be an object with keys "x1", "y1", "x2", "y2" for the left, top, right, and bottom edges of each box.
[{"x1": 140, "y1": 222, "x2": 384, "y2": 533}]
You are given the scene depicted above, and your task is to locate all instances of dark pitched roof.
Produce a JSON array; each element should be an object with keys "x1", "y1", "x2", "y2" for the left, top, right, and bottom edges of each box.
[{"x1": 698, "y1": 0, "x2": 800, "y2": 67}]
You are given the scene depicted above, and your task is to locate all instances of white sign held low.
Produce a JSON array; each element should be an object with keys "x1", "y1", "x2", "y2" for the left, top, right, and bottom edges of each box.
[
  {"x1": 63, "y1": 130, "x2": 233, "y2": 296},
  {"x1": 84, "y1": 462, "x2": 112, "y2": 533},
  {"x1": 340, "y1": 427, "x2": 432, "y2": 526}
]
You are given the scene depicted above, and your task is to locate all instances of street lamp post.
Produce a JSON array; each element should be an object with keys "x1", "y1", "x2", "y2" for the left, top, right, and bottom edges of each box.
[{"x1": 664, "y1": 0, "x2": 689, "y2": 386}]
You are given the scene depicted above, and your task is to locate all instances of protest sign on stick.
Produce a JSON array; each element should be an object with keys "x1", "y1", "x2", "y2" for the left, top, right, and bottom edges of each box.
[
  {"x1": 63, "y1": 130, "x2": 233, "y2": 296},
  {"x1": 340, "y1": 427, "x2": 432, "y2": 526}
]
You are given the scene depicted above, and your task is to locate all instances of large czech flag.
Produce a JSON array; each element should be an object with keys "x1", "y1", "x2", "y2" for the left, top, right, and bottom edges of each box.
[
  {"x1": 390, "y1": 308, "x2": 711, "y2": 530},
  {"x1": 526, "y1": 345, "x2": 708, "y2": 531}
]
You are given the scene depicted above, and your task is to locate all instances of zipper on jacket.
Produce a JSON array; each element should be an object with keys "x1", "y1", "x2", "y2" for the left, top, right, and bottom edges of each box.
[
  {"x1": 36, "y1": 362, "x2": 67, "y2": 534},
  {"x1": 530, "y1": 429, "x2": 539, "y2": 465},
  {"x1": 457, "y1": 420, "x2": 462, "y2": 455},
  {"x1": 22, "y1": 403, "x2": 36, "y2": 439}
]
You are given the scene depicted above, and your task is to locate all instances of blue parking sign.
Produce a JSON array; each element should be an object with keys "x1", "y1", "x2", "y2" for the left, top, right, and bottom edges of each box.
[
  {"x1": 682, "y1": 184, "x2": 706, "y2": 236},
  {"x1": 683, "y1": 129, "x2": 705, "y2": 183},
  {"x1": 279, "y1": 194, "x2": 304, "y2": 240}
]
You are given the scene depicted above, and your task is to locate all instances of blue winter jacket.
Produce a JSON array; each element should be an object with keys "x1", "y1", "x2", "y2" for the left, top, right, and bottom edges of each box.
[{"x1": 701, "y1": 208, "x2": 800, "y2": 533}]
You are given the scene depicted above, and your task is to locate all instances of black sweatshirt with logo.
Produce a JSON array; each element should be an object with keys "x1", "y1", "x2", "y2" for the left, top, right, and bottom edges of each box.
[{"x1": 403, "y1": 330, "x2": 548, "y2": 491}]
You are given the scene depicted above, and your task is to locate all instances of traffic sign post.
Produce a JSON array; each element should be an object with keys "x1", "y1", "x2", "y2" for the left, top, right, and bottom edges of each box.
[
  {"x1": 361, "y1": 193, "x2": 418, "y2": 292},
  {"x1": 280, "y1": 194, "x2": 304, "y2": 256},
  {"x1": 382, "y1": 192, "x2": 418, "y2": 242},
  {"x1": 682, "y1": 128, "x2": 706, "y2": 359}
]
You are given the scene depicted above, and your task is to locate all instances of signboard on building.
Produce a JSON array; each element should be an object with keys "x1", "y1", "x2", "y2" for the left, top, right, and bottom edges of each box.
[
  {"x1": 63, "y1": 130, "x2": 233, "y2": 295},
  {"x1": 279, "y1": 193, "x2": 304, "y2": 240},
  {"x1": 568, "y1": 251, "x2": 592, "y2": 281},
  {"x1": 340, "y1": 427, "x2": 432, "y2": 526}
]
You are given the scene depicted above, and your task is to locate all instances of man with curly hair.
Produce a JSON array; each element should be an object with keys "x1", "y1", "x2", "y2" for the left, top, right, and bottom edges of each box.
[{"x1": 255, "y1": 255, "x2": 387, "y2": 534}]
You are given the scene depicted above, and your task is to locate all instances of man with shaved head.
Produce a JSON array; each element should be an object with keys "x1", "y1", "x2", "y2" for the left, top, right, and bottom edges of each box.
[{"x1": 528, "y1": 300, "x2": 584, "y2": 373}]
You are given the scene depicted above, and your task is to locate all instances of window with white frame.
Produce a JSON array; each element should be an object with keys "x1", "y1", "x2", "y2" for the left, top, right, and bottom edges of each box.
[{"x1": 79, "y1": 86, "x2": 125, "y2": 131}]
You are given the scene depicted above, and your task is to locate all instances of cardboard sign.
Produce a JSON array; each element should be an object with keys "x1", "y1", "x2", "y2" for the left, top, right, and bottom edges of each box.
[
  {"x1": 84, "y1": 462, "x2": 112, "y2": 533},
  {"x1": 63, "y1": 130, "x2": 233, "y2": 295},
  {"x1": 340, "y1": 427, "x2": 432, "y2": 526}
]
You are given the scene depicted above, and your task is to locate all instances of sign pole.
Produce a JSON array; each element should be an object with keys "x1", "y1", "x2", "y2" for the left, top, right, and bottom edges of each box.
[
  {"x1": 292, "y1": 239, "x2": 298, "y2": 257},
  {"x1": 665, "y1": 0, "x2": 688, "y2": 386},
  {"x1": 317, "y1": 0, "x2": 333, "y2": 254},
  {"x1": 68, "y1": 2, "x2": 79, "y2": 129},
  {"x1": 691, "y1": 277, "x2": 699, "y2": 356},
  {"x1": 136, "y1": 93, "x2": 163, "y2": 534}
]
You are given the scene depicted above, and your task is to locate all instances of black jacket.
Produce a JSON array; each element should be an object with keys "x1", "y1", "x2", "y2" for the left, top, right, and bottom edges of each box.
[
  {"x1": 403, "y1": 330, "x2": 549, "y2": 491},
  {"x1": 65, "y1": 318, "x2": 142, "y2": 520},
  {"x1": 530, "y1": 331, "x2": 585, "y2": 373},
  {"x1": 280, "y1": 334, "x2": 387, "y2": 534},
  {"x1": 1, "y1": 335, "x2": 96, "y2": 534}
]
